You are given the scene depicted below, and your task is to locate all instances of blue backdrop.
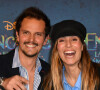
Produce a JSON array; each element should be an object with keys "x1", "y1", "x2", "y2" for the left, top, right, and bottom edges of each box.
[{"x1": 0, "y1": 0, "x2": 100, "y2": 63}]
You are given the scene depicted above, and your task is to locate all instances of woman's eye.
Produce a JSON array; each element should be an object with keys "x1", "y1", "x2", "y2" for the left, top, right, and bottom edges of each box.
[
  {"x1": 58, "y1": 39, "x2": 64, "y2": 42},
  {"x1": 72, "y1": 38, "x2": 77, "y2": 41}
]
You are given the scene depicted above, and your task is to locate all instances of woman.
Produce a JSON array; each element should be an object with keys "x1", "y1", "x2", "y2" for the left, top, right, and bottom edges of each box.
[{"x1": 43, "y1": 20, "x2": 100, "y2": 90}]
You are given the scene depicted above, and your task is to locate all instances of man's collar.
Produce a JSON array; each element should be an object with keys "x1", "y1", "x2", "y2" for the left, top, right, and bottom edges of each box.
[
  {"x1": 12, "y1": 47, "x2": 42, "y2": 72},
  {"x1": 12, "y1": 47, "x2": 21, "y2": 68}
]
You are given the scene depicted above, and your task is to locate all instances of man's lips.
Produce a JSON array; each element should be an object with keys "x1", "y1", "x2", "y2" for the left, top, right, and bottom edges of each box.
[{"x1": 24, "y1": 42, "x2": 38, "y2": 48}]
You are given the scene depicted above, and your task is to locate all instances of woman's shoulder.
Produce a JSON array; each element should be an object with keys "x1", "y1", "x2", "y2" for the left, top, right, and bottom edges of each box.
[
  {"x1": 92, "y1": 62, "x2": 100, "y2": 75},
  {"x1": 92, "y1": 62, "x2": 100, "y2": 67},
  {"x1": 92, "y1": 62, "x2": 100, "y2": 90}
]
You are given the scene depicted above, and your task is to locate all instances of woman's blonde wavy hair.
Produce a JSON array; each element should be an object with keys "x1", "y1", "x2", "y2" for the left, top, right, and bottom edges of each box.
[{"x1": 43, "y1": 41, "x2": 100, "y2": 90}]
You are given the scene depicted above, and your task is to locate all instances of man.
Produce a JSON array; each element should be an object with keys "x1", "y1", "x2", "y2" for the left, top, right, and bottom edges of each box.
[{"x1": 0, "y1": 7, "x2": 51, "y2": 90}]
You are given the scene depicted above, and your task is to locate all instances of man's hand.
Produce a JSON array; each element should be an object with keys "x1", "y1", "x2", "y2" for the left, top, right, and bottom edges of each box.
[{"x1": 2, "y1": 75, "x2": 28, "y2": 90}]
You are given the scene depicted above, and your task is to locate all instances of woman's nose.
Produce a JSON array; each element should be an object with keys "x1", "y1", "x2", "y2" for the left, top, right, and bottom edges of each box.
[{"x1": 65, "y1": 40, "x2": 71, "y2": 48}]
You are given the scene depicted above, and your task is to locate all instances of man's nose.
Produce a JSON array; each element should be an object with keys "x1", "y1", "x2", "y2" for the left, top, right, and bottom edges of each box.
[{"x1": 29, "y1": 34, "x2": 35, "y2": 42}]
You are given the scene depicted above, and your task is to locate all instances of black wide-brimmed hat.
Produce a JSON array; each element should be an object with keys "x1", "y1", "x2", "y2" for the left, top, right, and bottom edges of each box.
[{"x1": 50, "y1": 20, "x2": 87, "y2": 44}]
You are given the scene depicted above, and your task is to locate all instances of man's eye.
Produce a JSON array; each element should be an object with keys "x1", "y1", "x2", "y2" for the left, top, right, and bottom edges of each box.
[
  {"x1": 36, "y1": 33, "x2": 43, "y2": 36},
  {"x1": 23, "y1": 31, "x2": 29, "y2": 34},
  {"x1": 37, "y1": 33, "x2": 41, "y2": 36}
]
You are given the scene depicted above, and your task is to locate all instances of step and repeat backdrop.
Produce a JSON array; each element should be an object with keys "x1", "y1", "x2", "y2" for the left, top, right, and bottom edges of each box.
[{"x1": 0, "y1": 0, "x2": 100, "y2": 63}]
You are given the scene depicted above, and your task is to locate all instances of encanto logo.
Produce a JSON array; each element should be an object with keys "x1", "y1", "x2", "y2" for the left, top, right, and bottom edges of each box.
[
  {"x1": 0, "y1": 21, "x2": 16, "y2": 55},
  {"x1": 85, "y1": 33, "x2": 100, "y2": 62}
]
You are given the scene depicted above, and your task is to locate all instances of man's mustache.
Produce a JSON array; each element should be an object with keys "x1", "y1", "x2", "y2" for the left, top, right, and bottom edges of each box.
[{"x1": 24, "y1": 42, "x2": 38, "y2": 46}]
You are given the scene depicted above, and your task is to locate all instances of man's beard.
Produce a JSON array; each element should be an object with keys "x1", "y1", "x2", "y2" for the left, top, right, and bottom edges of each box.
[{"x1": 22, "y1": 50, "x2": 38, "y2": 57}]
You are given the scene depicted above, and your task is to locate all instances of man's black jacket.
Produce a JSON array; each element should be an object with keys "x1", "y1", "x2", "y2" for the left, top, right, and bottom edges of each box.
[{"x1": 0, "y1": 49, "x2": 50, "y2": 90}]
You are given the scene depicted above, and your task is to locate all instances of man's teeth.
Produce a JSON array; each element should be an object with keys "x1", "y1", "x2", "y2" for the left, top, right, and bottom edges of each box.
[{"x1": 26, "y1": 44, "x2": 36, "y2": 47}]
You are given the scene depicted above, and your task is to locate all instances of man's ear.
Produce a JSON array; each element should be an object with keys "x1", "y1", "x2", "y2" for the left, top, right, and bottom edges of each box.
[
  {"x1": 43, "y1": 35, "x2": 50, "y2": 45},
  {"x1": 16, "y1": 31, "x2": 19, "y2": 42}
]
